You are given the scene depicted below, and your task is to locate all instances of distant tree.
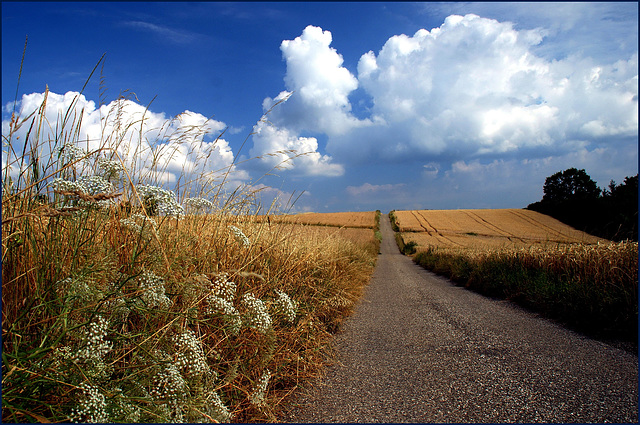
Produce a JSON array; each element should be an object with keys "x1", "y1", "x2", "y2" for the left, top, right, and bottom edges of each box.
[
  {"x1": 542, "y1": 168, "x2": 601, "y2": 203},
  {"x1": 528, "y1": 169, "x2": 638, "y2": 241}
]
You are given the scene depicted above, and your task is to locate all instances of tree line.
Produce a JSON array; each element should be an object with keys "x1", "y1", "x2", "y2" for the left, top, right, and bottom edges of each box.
[{"x1": 527, "y1": 168, "x2": 638, "y2": 241}]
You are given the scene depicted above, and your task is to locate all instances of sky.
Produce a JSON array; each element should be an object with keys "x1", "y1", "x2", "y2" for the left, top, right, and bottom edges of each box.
[{"x1": 2, "y1": 2, "x2": 638, "y2": 213}]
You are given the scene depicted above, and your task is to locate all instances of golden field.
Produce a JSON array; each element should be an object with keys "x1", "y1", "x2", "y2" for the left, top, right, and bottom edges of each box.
[
  {"x1": 394, "y1": 208, "x2": 605, "y2": 250},
  {"x1": 263, "y1": 211, "x2": 378, "y2": 229}
]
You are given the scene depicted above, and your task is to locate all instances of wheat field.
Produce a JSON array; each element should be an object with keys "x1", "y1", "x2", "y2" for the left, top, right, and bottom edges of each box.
[
  {"x1": 394, "y1": 208, "x2": 605, "y2": 250},
  {"x1": 263, "y1": 211, "x2": 378, "y2": 229}
]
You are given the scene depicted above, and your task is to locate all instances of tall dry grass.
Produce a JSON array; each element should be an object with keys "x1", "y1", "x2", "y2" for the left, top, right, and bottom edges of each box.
[
  {"x1": 413, "y1": 242, "x2": 638, "y2": 342},
  {"x1": 2, "y1": 54, "x2": 376, "y2": 422}
]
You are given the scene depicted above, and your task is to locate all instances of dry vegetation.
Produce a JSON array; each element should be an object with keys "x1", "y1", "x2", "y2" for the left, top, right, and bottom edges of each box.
[
  {"x1": 261, "y1": 211, "x2": 378, "y2": 229},
  {"x1": 1, "y1": 68, "x2": 379, "y2": 422},
  {"x1": 394, "y1": 208, "x2": 604, "y2": 250},
  {"x1": 391, "y1": 209, "x2": 638, "y2": 342}
]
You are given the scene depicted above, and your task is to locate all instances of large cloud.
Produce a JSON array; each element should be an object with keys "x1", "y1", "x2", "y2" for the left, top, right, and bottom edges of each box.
[
  {"x1": 251, "y1": 25, "x2": 372, "y2": 177},
  {"x1": 346, "y1": 14, "x2": 638, "y2": 162},
  {"x1": 249, "y1": 119, "x2": 344, "y2": 177},
  {"x1": 257, "y1": 16, "x2": 637, "y2": 172},
  {"x1": 2, "y1": 91, "x2": 245, "y2": 190}
]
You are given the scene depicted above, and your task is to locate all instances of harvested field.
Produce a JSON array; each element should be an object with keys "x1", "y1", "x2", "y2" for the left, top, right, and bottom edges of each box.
[
  {"x1": 263, "y1": 211, "x2": 377, "y2": 229},
  {"x1": 394, "y1": 208, "x2": 605, "y2": 250}
]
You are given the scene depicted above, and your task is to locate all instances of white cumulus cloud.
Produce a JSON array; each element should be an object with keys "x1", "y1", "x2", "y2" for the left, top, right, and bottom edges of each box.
[
  {"x1": 2, "y1": 91, "x2": 245, "y2": 190},
  {"x1": 250, "y1": 120, "x2": 344, "y2": 177},
  {"x1": 260, "y1": 16, "x2": 636, "y2": 172}
]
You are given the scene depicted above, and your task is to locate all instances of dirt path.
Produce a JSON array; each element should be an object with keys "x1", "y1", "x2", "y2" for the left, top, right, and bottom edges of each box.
[{"x1": 280, "y1": 215, "x2": 638, "y2": 423}]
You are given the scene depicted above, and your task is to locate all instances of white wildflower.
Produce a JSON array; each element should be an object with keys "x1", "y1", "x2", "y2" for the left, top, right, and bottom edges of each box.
[
  {"x1": 71, "y1": 382, "x2": 109, "y2": 423},
  {"x1": 109, "y1": 387, "x2": 141, "y2": 422},
  {"x1": 55, "y1": 275, "x2": 99, "y2": 304},
  {"x1": 59, "y1": 142, "x2": 87, "y2": 164},
  {"x1": 229, "y1": 225, "x2": 250, "y2": 247},
  {"x1": 136, "y1": 184, "x2": 185, "y2": 218},
  {"x1": 275, "y1": 290, "x2": 298, "y2": 324},
  {"x1": 206, "y1": 391, "x2": 231, "y2": 422},
  {"x1": 249, "y1": 370, "x2": 271, "y2": 407},
  {"x1": 75, "y1": 316, "x2": 112, "y2": 362},
  {"x1": 174, "y1": 328, "x2": 210, "y2": 376},
  {"x1": 50, "y1": 175, "x2": 116, "y2": 208},
  {"x1": 119, "y1": 213, "x2": 157, "y2": 233},
  {"x1": 205, "y1": 296, "x2": 242, "y2": 335},
  {"x1": 183, "y1": 197, "x2": 215, "y2": 213},
  {"x1": 50, "y1": 177, "x2": 85, "y2": 193},
  {"x1": 150, "y1": 362, "x2": 188, "y2": 400},
  {"x1": 96, "y1": 156, "x2": 125, "y2": 180},
  {"x1": 242, "y1": 293, "x2": 271, "y2": 334},
  {"x1": 211, "y1": 273, "x2": 236, "y2": 302},
  {"x1": 138, "y1": 271, "x2": 171, "y2": 309},
  {"x1": 81, "y1": 175, "x2": 115, "y2": 195}
]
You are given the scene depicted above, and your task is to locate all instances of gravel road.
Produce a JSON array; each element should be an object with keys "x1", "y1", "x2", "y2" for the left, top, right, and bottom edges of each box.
[{"x1": 280, "y1": 214, "x2": 638, "y2": 423}]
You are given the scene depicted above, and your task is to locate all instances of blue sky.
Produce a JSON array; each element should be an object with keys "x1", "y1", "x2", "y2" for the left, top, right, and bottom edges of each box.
[{"x1": 2, "y1": 2, "x2": 638, "y2": 213}]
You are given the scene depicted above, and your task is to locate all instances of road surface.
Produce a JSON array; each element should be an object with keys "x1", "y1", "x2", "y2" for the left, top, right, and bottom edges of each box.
[{"x1": 280, "y1": 214, "x2": 638, "y2": 423}]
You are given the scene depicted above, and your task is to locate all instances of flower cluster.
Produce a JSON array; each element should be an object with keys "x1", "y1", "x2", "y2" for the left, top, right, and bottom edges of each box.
[
  {"x1": 81, "y1": 175, "x2": 115, "y2": 195},
  {"x1": 71, "y1": 382, "x2": 108, "y2": 423},
  {"x1": 136, "y1": 184, "x2": 185, "y2": 218},
  {"x1": 96, "y1": 156, "x2": 125, "y2": 181},
  {"x1": 205, "y1": 273, "x2": 241, "y2": 334},
  {"x1": 211, "y1": 273, "x2": 236, "y2": 302},
  {"x1": 242, "y1": 293, "x2": 271, "y2": 334},
  {"x1": 183, "y1": 197, "x2": 215, "y2": 212},
  {"x1": 274, "y1": 290, "x2": 298, "y2": 324},
  {"x1": 109, "y1": 388, "x2": 141, "y2": 422},
  {"x1": 150, "y1": 361, "x2": 188, "y2": 401},
  {"x1": 205, "y1": 296, "x2": 242, "y2": 335},
  {"x1": 137, "y1": 271, "x2": 171, "y2": 309},
  {"x1": 104, "y1": 296, "x2": 130, "y2": 323},
  {"x1": 174, "y1": 328, "x2": 210, "y2": 376},
  {"x1": 75, "y1": 316, "x2": 112, "y2": 363},
  {"x1": 206, "y1": 391, "x2": 231, "y2": 422},
  {"x1": 59, "y1": 142, "x2": 87, "y2": 164},
  {"x1": 119, "y1": 213, "x2": 157, "y2": 234},
  {"x1": 229, "y1": 226, "x2": 250, "y2": 247},
  {"x1": 56, "y1": 275, "x2": 99, "y2": 304},
  {"x1": 50, "y1": 175, "x2": 116, "y2": 208},
  {"x1": 249, "y1": 370, "x2": 271, "y2": 407},
  {"x1": 50, "y1": 177, "x2": 85, "y2": 193}
]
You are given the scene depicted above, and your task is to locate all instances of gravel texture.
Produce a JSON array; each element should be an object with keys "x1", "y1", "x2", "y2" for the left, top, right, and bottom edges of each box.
[{"x1": 280, "y1": 215, "x2": 638, "y2": 423}]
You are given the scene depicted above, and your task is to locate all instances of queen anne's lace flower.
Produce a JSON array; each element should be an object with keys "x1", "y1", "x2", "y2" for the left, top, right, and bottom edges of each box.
[
  {"x1": 119, "y1": 213, "x2": 157, "y2": 233},
  {"x1": 229, "y1": 226, "x2": 250, "y2": 247},
  {"x1": 206, "y1": 391, "x2": 231, "y2": 422},
  {"x1": 211, "y1": 273, "x2": 236, "y2": 302},
  {"x1": 71, "y1": 382, "x2": 109, "y2": 423},
  {"x1": 174, "y1": 329, "x2": 210, "y2": 376},
  {"x1": 150, "y1": 362, "x2": 188, "y2": 400},
  {"x1": 96, "y1": 156, "x2": 125, "y2": 180},
  {"x1": 75, "y1": 316, "x2": 112, "y2": 362},
  {"x1": 50, "y1": 175, "x2": 116, "y2": 208},
  {"x1": 242, "y1": 293, "x2": 271, "y2": 334},
  {"x1": 59, "y1": 142, "x2": 87, "y2": 164},
  {"x1": 275, "y1": 290, "x2": 298, "y2": 324},
  {"x1": 249, "y1": 370, "x2": 271, "y2": 407},
  {"x1": 136, "y1": 184, "x2": 185, "y2": 218},
  {"x1": 205, "y1": 296, "x2": 242, "y2": 335},
  {"x1": 138, "y1": 271, "x2": 171, "y2": 309},
  {"x1": 183, "y1": 197, "x2": 214, "y2": 212}
]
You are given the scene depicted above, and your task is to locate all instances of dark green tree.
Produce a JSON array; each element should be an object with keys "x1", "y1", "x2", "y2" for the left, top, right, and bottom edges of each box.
[{"x1": 542, "y1": 168, "x2": 601, "y2": 203}]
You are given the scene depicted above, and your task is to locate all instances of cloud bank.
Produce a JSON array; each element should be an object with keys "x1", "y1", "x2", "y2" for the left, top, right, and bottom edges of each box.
[
  {"x1": 2, "y1": 91, "x2": 244, "y2": 189},
  {"x1": 253, "y1": 16, "x2": 637, "y2": 180}
]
